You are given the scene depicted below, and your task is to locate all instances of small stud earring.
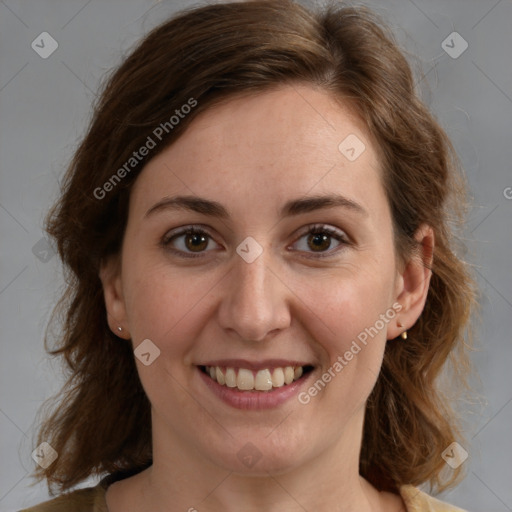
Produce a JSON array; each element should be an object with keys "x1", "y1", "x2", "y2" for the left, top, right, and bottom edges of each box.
[
  {"x1": 117, "y1": 326, "x2": 122, "y2": 332},
  {"x1": 397, "y1": 321, "x2": 407, "y2": 340}
]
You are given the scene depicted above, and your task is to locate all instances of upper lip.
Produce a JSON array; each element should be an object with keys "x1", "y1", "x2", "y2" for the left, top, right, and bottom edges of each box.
[{"x1": 198, "y1": 359, "x2": 314, "y2": 371}]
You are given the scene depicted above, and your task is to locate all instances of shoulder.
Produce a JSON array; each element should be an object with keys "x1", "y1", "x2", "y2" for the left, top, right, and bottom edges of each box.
[
  {"x1": 18, "y1": 483, "x2": 107, "y2": 512},
  {"x1": 399, "y1": 485, "x2": 468, "y2": 512}
]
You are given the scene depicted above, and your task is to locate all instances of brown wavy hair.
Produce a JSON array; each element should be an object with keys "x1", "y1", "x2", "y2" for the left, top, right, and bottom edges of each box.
[{"x1": 33, "y1": 0, "x2": 477, "y2": 496}]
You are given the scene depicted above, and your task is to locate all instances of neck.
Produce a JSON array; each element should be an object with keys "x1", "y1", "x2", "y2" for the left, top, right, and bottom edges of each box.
[{"x1": 131, "y1": 411, "x2": 388, "y2": 512}]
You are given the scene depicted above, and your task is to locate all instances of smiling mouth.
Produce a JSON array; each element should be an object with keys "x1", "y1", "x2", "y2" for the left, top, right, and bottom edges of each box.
[{"x1": 199, "y1": 365, "x2": 314, "y2": 392}]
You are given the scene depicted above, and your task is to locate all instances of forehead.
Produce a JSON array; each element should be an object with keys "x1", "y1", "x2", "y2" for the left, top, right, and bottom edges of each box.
[{"x1": 130, "y1": 84, "x2": 385, "y2": 220}]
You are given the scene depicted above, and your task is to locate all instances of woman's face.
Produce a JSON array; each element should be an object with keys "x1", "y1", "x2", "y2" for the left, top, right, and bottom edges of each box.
[{"x1": 101, "y1": 84, "x2": 428, "y2": 476}]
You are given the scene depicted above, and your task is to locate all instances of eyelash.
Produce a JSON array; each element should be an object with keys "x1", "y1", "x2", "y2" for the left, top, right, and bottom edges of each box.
[{"x1": 160, "y1": 224, "x2": 350, "y2": 260}]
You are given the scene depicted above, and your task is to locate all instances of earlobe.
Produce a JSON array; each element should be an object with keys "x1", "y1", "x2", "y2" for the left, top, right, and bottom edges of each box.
[
  {"x1": 388, "y1": 224, "x2": 434, "y2": 340},
  {"x1": 99, "y1": 256, "x2": 130, "y2": 339}
]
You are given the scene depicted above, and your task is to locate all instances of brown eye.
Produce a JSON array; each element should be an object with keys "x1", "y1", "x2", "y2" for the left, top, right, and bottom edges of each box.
[
  {"x1": 184, "y1": 232, "x2": 209, "y2": 252},
  {"x1": 292, "y1": 225, "x2": 349, "y2": 258},
  {"x1": 307, "y1": 232, "x2": 332, "y2": 252},
  {"x1": 162, "y1": 227, "x2": 220, "y2": 258}
]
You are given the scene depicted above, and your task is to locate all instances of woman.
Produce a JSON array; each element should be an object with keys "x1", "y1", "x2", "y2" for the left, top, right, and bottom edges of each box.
[{"x1": 21, "y1": 1, "x2": 476, "y2": 510}]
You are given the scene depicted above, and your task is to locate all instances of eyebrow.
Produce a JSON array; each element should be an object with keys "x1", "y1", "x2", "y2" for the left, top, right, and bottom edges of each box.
[{"x1": 144, "y1": 193, "x2": 368, "y2": 219}]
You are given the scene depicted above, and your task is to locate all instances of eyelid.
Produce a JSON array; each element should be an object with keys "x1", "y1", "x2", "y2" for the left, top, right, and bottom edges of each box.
[
  {"x1": 162, "y1": 224, "x2": 216, "y2": 242},
  {"x1": 293, "y1": 223, "x2": 349, "y2": 241}
]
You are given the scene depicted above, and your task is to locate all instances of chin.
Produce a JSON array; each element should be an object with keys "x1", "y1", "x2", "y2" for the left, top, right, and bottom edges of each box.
[{"x1": 202, "y1": 431, "x2": 312, "y2": 476}]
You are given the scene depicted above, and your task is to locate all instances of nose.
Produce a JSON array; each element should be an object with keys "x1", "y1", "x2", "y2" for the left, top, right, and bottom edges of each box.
[{"x1": 217, "y1": 246, "x2": 292, "y2": 342}]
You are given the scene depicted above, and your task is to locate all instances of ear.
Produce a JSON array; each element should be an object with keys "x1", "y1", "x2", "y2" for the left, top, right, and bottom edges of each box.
[
  {"x1": 387, "y1": 224, "x2": 434, "y2": 340},
  {"x1": 99, "y1": 254, "x2": 130, "y2": 339}
]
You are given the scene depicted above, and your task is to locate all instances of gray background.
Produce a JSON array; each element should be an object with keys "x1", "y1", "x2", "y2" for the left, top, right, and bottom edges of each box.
[{"x1": 0, "y1": 0, "x2": 511, "y2": 510}]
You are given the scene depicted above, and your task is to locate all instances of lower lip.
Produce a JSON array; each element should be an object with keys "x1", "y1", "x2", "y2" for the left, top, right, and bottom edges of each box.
[{"x1": 197, "y1": 367, "x2": 312, "y2": 410}]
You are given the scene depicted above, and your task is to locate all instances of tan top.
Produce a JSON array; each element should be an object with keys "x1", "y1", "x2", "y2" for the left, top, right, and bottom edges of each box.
[{"x1": 19, "y1": 480, "x2": 468, "y2": 512}]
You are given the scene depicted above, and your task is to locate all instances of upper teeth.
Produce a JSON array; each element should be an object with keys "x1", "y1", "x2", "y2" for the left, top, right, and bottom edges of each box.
[{"x1": 205, "y1": 365, "x2": 304, "y2": 391}]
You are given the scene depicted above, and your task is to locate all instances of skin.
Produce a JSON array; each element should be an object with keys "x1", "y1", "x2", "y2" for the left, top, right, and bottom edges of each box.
[{"x1": 100, "y1": 83, "x2": 433, "y2": 512}]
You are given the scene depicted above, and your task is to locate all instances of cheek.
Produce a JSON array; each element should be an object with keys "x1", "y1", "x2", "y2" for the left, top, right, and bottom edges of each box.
[
  {"x1": 298, "y1": 273, "x2": 394, "y2": 414},
  {"x1": 121, "y1": 263, "x2": 211, "y2": 407},
  {"x1": 306, "y1": 267, "x2": 395, "y2": 355},
  {"x1": 122, "y1": 258, "x2": 221, "y2": 359}
]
